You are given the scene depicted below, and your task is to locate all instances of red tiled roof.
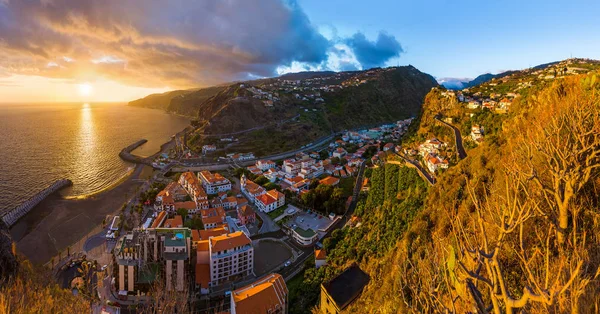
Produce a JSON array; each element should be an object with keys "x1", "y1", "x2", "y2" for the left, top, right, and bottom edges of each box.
[
  {"x1": 209, "y1": 231, "x2": 251, "y2": 252},
  {"x1": 232, "y1": 273, "x2": 288, "y2": 314},
  {"x1": 164, "y1": 215, "x2": 183, "y2": 228},
  {"x1": 319, "y1": 176, "x2": 340, "y2": 186},
  {"x1": 315, "y1": 249, "x2": 327, "y2": 260},
  {"x1": 151, "y1": 211, "x2": 167, "y2": 228},
  {"x1": 256, "y1": 194, "x2": 277, "y2": 206}
]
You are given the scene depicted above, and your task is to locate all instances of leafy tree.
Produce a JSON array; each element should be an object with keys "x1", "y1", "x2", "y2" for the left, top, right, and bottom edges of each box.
[
  {"x1": 183, "y1": 216, "x2": 204, "y2": 230},
  {"x1": 176, "y1": 208, "x2": 188, "y2": 218},
  {"x1": 255, "y1": 176, "x2": 269, "y2": 186},
  {"x1": 263, "y1": 182, "x2": 280, "y2": 191}
]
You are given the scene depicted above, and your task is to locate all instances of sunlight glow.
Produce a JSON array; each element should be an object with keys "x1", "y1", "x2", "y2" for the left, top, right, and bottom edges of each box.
[{"x1": 78, "y1": 83, "x2": 94, "y2": 97}]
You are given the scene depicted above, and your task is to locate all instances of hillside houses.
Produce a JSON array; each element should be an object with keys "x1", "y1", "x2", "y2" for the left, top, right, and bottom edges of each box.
[
  {"x1": 471, "y1": 125, "x2": 485, "y2": 143},
  {"x1": 425, "y1": 153, "x2": 449, "y2": 173}
]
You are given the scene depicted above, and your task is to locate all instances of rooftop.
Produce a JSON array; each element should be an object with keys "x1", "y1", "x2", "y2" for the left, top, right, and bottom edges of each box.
[
  {"x1": 232, "y1": 273, "x2": 288, "y2": 314},
  {"x1": 209, "y1": 231, "x2": 251, "y2": 252},
  {"x1": 322, "y1": 264, "x2": 370, "y2": 310},
  {"x1": 294, "y1": 226, "x2": 316, "y2": 238}
]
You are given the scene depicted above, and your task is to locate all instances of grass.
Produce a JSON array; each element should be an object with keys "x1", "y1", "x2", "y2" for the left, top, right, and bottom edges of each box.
[{"x1": 267, "y1": 204, "x2": 288, "y2": 220}]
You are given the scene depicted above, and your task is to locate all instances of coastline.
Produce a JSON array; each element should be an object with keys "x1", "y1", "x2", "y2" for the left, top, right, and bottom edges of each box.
[{"x1": 10, "y1": 127, "x2": 185, "y2": 265}]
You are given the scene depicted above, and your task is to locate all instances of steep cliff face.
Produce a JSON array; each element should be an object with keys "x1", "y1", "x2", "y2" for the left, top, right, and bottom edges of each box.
[{"x1": 0, "y1": 220, "x2": 17, "y2": 282}]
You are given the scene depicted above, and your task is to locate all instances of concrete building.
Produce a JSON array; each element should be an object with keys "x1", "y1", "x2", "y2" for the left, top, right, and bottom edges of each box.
[
  {"x1": 114, "y1": 228, "x2": 193, "y2": 295},
  {"x1": 196, "y1": 231, "x2": 254, "y2": 289}
]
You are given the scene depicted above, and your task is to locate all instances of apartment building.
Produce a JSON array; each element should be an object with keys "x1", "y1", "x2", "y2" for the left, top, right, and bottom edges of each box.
[{"x1": 199, "y1": 170, "x2": 232, "y2": 195}]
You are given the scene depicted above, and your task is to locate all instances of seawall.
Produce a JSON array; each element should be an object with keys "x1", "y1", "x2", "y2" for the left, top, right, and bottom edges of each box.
[
  {"x1": 118, "y1": 139, "x2": 150, "y2": 165},
  {"x1": 2, "y1": 179, "x2": 72, "y2": 227}
]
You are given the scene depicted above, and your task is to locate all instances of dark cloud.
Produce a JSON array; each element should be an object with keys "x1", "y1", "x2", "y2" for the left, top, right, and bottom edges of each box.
[
  {"x1": 0, "y1": 0, "x2": 403, "y2": 88},
  {"x1": 345, "y1": 32, "x2": 404, "y2": 69}
]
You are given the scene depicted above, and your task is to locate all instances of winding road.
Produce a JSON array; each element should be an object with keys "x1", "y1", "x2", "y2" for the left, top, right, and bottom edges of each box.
[
  {"x1": 389, "y1": 153, "x2": 435, "y2": 185},
  {"x1": 435, "y1": 116, "x2": 467, "y2": 159}
]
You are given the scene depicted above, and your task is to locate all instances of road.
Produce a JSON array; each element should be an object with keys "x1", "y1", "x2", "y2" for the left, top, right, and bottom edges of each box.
[
  {"x1": 435, "y1": 116, "x2": 467, "y2": 160},
  {"x1": 170, "y1": 133, "x2": 336, "y2": 173},
  {"x1": 389, "y1": 152, "x2": 435, "y2": 185},
  {"x1": 199, "y1": 114, "x2": 301, "y2": 137}
]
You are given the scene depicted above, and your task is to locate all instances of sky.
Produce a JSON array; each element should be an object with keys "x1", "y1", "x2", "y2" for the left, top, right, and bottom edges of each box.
[{"x1": 0, "y1": 0, "x2": 599, "y2": 102}]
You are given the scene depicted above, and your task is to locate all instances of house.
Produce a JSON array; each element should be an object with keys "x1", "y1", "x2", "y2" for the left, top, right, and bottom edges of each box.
[
  {"x1": 289, "y1": 179, "x2": 311, "y2": 193},
  {"x1": 164, "y1": 215, "x2": 184, "y2": 228},
  {"x1": 202, "y1": 145, "x2": 216, "y2": 155},
  {"x1": 419, "y1": 138, "x2": 444, "y2": 156},
  {"x1": 173, "y1": 201, "x2": 198, "y2": 215},
  {"x1": 283, "y1": 159, "x2": 302, "y2": 175},
  {"x1": 315, "y1": 249, "x2": 327, "y2": 269},
  {"x1": 332, "y1": 147, "x2": 347, "y2": 158},
  {"x1": 199, "y1": 171, "x2": 232, "y2": 195},
  {"x1": 498, "y1": 97, "x2": 512, "y2": 110},
  {"x1": 319, "y1": 176, "x2": 340, "y2": 186},
  {"x1": 256, "y1": 160, "x2": 277, "y2": 171},
  {"x1": 471, "y1": 125, "x2": 484, "y2": 143},
  {"x1": 171, "y1": 174, "x2": 208, "y2": 207},
  {"x1": 200, "y1": 207, "x2": 226, "y2": 229},
  {"x1": 230, "y1": 273, "x2": 288, "y2": 314},
  {"x1": 237, "y1": 205, "x2": 256, "y2": 225},
  {"x1": 256, "y1": 190, "x2": 285, "y2": 213},
  {"x1": 467, "y1": 100, "x2": 481, "y2": 109},
  {"x1": 383, "y1": 143, "x2": 395, "y2": 151},
  {"x1": 320, "y1": 265, "x2": 370, "y2": 314},
  {"x1": 425, "y1": 153, "x2": 449, "y2": 173},
  {"x1": 247, "y1": 165, "x2": 263, "y2": 176},
  {"x1": 223, "y1": 196, "x2": 238, "y2": 210},
  {"x1": 240, "y1": 174, "x2": 266, "y2": 203}
]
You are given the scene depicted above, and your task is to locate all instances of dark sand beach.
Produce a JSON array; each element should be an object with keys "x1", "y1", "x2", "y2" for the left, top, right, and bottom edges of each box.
[
  {"x1": 10, "y1": 128, "x2": 185, "y2": 264},
  {"x1": 10, "y1": 164, "x2": 151, "y2": 264}
]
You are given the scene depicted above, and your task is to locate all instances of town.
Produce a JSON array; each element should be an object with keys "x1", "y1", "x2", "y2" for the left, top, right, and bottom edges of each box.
[{"x1": 61, "y1": 116, "x2": 417, "y2": 313}]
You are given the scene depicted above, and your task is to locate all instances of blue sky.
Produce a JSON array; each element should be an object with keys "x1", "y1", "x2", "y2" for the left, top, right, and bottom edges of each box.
[{"x1": 299, "y1": 0, "x2": 600, "y2": 79}]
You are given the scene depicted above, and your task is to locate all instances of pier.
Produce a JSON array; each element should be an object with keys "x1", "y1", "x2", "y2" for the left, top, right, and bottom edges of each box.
[
  {"x1": 2, "y1": 179, "x2": 72, "y2": 227},
  {"x1": 119, "y1": 139, "x2": 152, "y2": 166}
]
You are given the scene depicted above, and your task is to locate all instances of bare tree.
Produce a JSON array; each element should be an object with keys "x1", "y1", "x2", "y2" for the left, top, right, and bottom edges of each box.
[{"x1": 511, "y1": 78, "x2": 600, "y2": 244}]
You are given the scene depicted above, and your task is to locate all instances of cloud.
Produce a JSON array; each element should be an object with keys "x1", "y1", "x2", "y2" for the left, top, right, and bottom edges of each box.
[
  {"x1": 0, "y1": 0, "x2": 404, "y2": 88},
  {"x1": 345, "y1": 32, "x2": 404, "y2": 69}
]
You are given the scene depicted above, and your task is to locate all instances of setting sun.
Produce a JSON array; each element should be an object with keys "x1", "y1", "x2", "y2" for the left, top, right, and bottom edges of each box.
[{"x1": 78, "y1": 83, "x2": 93, "y2": 97}]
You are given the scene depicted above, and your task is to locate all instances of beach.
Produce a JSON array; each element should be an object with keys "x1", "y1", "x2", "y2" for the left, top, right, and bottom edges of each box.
[{"x1": 10, "y1": 131, "x2": 182, "y2": 265}]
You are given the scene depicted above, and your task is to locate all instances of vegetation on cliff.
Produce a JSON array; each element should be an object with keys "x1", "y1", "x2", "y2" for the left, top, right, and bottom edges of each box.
[{"x1": 311, "y1": 71, "x2": 600, "y2": 313}]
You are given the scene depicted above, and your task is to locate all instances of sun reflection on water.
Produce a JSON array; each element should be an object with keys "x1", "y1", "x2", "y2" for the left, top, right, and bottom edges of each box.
[{"x1": 75, "y1": 103, "x2": 98, "y2": 178}]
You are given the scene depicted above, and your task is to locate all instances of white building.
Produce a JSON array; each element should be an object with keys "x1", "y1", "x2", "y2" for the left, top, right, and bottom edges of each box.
[
  {"x1": 240, "y1": 174, "x2": 267, "y2": 203},
  {"x1": 207, "y1": 232, "x2": 254, "y2": 285},
  {"x1": 199, "y1": 171, "x2": 232, "y2": 195},
  {"x1": 255, "y1": 190, "x2": 286, "y2": 213},
  {"x1": 425, "y1": 153, "x2": 449, "y2": 173},
  {"x1": 256, "y1": 160, "x2": 276, "y2": 171}
]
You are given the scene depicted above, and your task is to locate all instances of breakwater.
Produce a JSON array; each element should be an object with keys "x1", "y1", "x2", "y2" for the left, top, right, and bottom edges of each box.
[
  {"x1": 2, "y1": 179, "x2": 72, "y2": 227},
  {"x1": 119, "y1": 139, "x2": 150, "y2": 165}
]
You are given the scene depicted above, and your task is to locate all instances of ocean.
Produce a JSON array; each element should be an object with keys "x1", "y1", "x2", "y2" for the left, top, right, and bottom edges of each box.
[{"x1": 0, "y1": 102, "x2": 189, "y2": 214}]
